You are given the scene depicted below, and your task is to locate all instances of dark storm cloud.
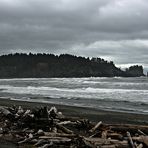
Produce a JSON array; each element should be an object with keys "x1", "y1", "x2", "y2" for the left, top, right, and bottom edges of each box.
[{"x1": 0, "y1": 0, "x2": 148, "y2": 69}]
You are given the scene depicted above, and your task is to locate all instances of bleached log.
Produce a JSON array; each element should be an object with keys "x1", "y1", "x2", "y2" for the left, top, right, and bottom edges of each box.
[
  {"x1": 138, "y1": 129, "x2": 147, "y2": 136},
  {"x1": 39, "y1": 136, "x2": 71, "y2": 144},
  {"x1": 137, "y1": 143, "x2": 143, "y2": 148},
  {"x1": 17, "y1": 106, "x2": 24, "y2": 115},
  {"x1": 83, "y1": 138, "x2": 96, "y2": 148},
  {"x1": 100, "y1": 145, "x2": 116, "y2": 148},
  {"x1": 132, "y1": 136, "x2": 148, "y2": 146},
  {"x1": 107, "y1": 133, "x2": 123, "y2": 140},
  {"x1": 127, "y1": 131, "x2": 135, "y2": 148},
  {"x1": 89, "y1": 132, "x2": 99, "y2": 138},
  {"x1": 107, "y1": 124, "x2": 148, "y2": 134},
  {"x1": 58, "y1": 121, "x2": 77, "y2": 125},
  {"x1": 48, "y1": 106, "x2": 57, "y2": 118},
  {"x1": 18, "y1": 137, "x2": 32, "y2": 144},
  {"x1": 83, "y1": 137, "x2": 109, "y2": 145},
  {"x1": 48, "y1": 106, "x2": 57, "y2": 114},
  {"x1": 97, "y1": 140, "x2": 129, "y2": 148},
  {"x1": 34, "y1": 139, "x2": 48, "y2": 146},
  {"x1": 83, "y1": 137, "x2": 129, "y2": 147},
  {"x1": 22, "y1": 109, "x2": 32, "y2": 118},
  {"x1": 51, "y1": 127, "x2": 57, "y2": 133},
  {"x1": 10, "y1": 129, "x2": 34, "y2": 134},
  {"x1": 40, "y1": 142, "x2": 53, "y2": 148},
  {"x1": 0, "y1": 107, "x2": 11, "y2": 116},
  {"x1": 56, "y1": 124, "x2": 73, "y2": 134},
  {"x1": 39, "y1": 136, "x2": 71, "y2": 140},
  {"x1": 135, "y1": 143, "x2": 143, "y2": 148},
  {"x1": 89, "y1": 121, "x2": 102, "y2": 133},
  {"x1": 44, "y1": 132, "x2": 76, "y2": 137},
  {"x1": 101, "y1": 130, "x2": 107, "y2": 139},
  {"x1": 23, "y1": 109, "x2": 31, "y2": 115}
]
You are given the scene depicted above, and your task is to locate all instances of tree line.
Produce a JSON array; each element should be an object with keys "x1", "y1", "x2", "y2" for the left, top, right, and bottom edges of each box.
[{"x1": 0, "y1": 53, "x2": 144, "y2": 78}]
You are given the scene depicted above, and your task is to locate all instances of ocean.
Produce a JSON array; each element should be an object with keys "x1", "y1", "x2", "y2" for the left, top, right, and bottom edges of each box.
[{"x1": 0, "y1": 77, "x2": 148, "y2": 114}]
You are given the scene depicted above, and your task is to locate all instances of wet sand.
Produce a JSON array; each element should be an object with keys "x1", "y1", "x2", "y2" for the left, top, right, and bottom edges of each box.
[{"x1": 0, "y1": 98, "x2": 148, "y2": 125}]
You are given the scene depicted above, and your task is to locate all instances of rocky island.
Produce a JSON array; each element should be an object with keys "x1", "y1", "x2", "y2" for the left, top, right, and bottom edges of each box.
[{"x1": 0, "y1": 53, "x2": 144, "y2": 78}]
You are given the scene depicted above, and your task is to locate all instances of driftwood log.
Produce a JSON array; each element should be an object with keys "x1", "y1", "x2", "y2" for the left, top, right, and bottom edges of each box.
[
  {"x1": 89, "y1": 121, "x2": 102, "y2": 133},
  {"x1": 0, "y1": 105, "x2": 148, "y2": 148}
]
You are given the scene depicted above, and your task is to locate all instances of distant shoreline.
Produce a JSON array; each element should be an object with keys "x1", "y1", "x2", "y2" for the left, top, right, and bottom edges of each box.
[
  {"x1": 0, "y1": 98, "x2": 148, "y2": 125},
  {"x1": 0, "y1": 53, "x2": 144, "y2": 78}
]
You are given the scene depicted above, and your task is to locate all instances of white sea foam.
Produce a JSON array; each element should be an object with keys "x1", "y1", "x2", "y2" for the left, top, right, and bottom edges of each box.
[
  {"x1": 0, "y1": 84, "x2": 148, "y2": 103},
  {"x1": 1, "y1": 84, "x2": 148, "y2": 94},
  {"x1": 0, "y1": 77, "x2": 148, "y2": 114}
]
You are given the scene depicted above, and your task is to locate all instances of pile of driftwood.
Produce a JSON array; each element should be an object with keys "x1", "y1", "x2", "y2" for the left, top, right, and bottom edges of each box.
[{"x1": 0, "y1": 106, "x2": 148, "y2": 148}]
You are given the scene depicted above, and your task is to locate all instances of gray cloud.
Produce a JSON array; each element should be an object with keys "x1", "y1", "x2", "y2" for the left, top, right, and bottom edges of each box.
[{"x1": 0, "y1": 0, "x2": 148, "y2": 70}]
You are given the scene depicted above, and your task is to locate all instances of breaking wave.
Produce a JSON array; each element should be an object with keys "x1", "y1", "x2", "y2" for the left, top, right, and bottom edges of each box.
[{"x1": 0, "y1": 77, "x2": 148, "y2": 114}]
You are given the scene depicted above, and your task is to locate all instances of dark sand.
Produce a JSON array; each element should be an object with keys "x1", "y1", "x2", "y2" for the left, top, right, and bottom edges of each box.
[{"x1": 0, "y1": 98, "x2": 148, "y2": 125}]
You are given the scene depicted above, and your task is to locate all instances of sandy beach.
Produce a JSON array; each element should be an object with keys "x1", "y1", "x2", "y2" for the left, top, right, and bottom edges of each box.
[{"x1": 0, "y1": 98, "x2": 148, "y2": 125}]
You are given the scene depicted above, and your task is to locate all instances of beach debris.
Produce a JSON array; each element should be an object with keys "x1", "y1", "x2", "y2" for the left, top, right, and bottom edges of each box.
[
  {"x1": 89, "y1": 121, "x2": 102, "y2": 133},
  {"x1": 37, "y1": 129, "x2": 45, "y2": 136},
  {"x1": 0, "y1": 105, "x2": 148, "y2": 148},
  {"x1": 127, "y1": 131, "x2": 135, "y2": 148},
  {"x1": 138, "y1": 129, "x2": 147, "y2": 136}
]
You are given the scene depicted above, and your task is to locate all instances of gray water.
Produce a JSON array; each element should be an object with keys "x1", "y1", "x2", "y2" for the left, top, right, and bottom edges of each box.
[{"x1": 0, "y1": 77, "x2": 148, "y2": 114}]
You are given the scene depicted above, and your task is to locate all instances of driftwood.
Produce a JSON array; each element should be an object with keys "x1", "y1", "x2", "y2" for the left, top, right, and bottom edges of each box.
[
  {"x1": 40, "y1": 142, "x2": 53, "y2": 148},
  {"x1": 34, "y1": 139, "x2": 49, "y2": 146},
  {"x1": 89, "y1": 121, "x2": 102, "y2": 133},
  {"x1": 132, "y1": 136, "x2": 148, "y2": 146},
  {"x1": 107, "y1": 133, "x2": 123, "y2": 140},
  {"x1": 58, "y1": 120, "x2": 78, "y2": 125},
  {"x1": 101, "y1": 130, "x2": 108, "y2": 139},
  {"x1": 39, "y1": 136, "x2": 71, "y2": 142},
  {"x1": 136, "y1": 143, "x2": 143, "y2": 148},
  {"x1": 0, "y1": 107, "x2": 11, "y2": 116},
  {"x1": 108, "y1": 124, "x2": 148, "y2": 134},
  {"x1": 83, "y1": 137, "x2": 130, "y2": 147},
  {"x1": 56, "y1": 123, "x2": 73, "y2": 134},
  {"x1": 0, "y1": 105, "x2": 148, "y2": 148},
  {"x1": 138, "y1": 129, "x2": 147, "y2": 136},
  {"x1": 127, "y1": 131, "x2": 135, "y2": 148},
  {"x1": 44, "y1": 132, "x2": 76, "y2": 137}
]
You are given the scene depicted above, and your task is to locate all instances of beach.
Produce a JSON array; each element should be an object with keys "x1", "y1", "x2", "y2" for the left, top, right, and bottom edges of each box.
[
  {"x1": 0, "y1": 98, "x2": 148, "y2": 125},
  {"x1": 1, "y1": 98, "x2": 148, "y2": 147}
]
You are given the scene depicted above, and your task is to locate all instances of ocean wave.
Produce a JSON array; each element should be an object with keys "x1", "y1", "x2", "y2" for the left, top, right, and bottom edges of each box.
[
  {"x1": 0, "y1": 77, "x2": 114, "y2": 83},
  {"x1": 1, "y1": 84, "x2": 148, "y2": 96},
  {"x1": 1, "y1": 84, "x2": 148, "y2": 93},
  {"x1": 0, "y1": 78, "x2": 43, "y2": 81}
]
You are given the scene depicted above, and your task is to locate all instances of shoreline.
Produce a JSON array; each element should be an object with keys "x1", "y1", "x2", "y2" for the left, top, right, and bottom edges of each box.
[{"x1": 0, "y1": 98, "x2": 148, "y2": 125}]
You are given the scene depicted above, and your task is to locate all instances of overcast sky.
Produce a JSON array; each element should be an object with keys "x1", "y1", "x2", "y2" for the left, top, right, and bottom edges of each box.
[{"x1": 0, "y1": 0, "x2": 148, "y2": 71}]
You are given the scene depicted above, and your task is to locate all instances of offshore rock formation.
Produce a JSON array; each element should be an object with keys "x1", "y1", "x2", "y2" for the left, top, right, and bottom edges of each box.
[
  {"x1": 0, "y1": 53, "x2": 144, "y2": 78},
  {"x1": 125, "y1": 65, "x2": 144, "y2": 77}
]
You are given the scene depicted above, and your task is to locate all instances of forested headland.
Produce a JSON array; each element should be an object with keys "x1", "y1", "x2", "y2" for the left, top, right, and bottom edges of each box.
[{"x1": 0, "y1": 53, "x2": 144, "y2": 78}]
